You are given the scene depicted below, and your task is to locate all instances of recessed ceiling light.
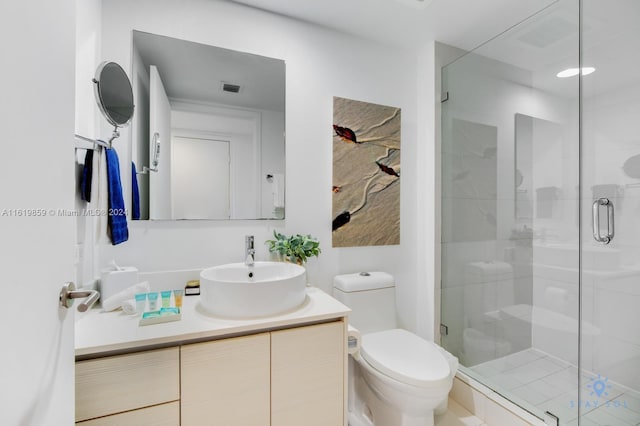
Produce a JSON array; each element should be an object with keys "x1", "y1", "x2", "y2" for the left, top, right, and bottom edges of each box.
[{"x1": 556, "y1": 67, "x2": 596, "y2": 78}]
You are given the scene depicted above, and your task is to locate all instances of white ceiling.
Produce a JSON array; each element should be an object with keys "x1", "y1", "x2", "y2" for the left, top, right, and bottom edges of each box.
[
  {"x1": 230, "y1": 0, "x2": 557, "y2": 51},
  {"x1": 447, "y1": 0, "x2": 640, "y2": 99},
  {"x1": 229, "y1": 0, "x2": 639, "y2": 100},
  {"x1": 133, "y1": 1, "x2": 640, "y2": 106}
]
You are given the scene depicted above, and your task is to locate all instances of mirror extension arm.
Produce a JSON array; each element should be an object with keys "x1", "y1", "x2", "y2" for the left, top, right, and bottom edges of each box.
[{"x1": 137, "y1": 132, "x2": 161, "y2": 175}]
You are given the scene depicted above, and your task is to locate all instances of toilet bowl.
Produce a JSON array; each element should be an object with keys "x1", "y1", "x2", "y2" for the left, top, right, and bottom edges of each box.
[
  {"x1": 333, "y1": 272, "x2": 457, "y2": 426},
  {"x1": 434, "y1": 344, "x2": 459, "y2": 415}
]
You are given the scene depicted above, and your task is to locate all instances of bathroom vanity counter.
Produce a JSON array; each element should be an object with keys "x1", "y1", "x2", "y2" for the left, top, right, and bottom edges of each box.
[
  {"x1": 75, "y1": 286, "x2": 350, "y2": 358},
  {"x1": 75, "y1": 286, "x2": 349, "y2": 425}
]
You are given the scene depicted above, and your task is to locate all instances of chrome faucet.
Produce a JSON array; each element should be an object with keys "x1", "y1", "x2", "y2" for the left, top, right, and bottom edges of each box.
[{"x1": 245, "y1": 235, "x2": 255, "y2": 266}]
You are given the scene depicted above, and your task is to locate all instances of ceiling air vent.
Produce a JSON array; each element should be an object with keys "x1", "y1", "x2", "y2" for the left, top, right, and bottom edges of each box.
[
  {"x1": 517, "y1": 16, "x2": 577, "y2": 48},
  {"x1": 221, "y1": 82, "x2": 242, "y2": 94}
]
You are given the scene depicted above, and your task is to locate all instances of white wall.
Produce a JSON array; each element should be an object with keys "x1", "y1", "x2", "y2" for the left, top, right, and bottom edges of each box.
[
  {"x1": 1, "y1": 1, "x2": 77, "y2": 423},
  {"x1": 75, "y1": 0, "x2": 102, "y2": 140},
  {"x1": 75, "y1": 0, "x2": 103, "y2": 288},
  {"x1": 87, "y1": 0, "x2": 427, "y2": 336}
]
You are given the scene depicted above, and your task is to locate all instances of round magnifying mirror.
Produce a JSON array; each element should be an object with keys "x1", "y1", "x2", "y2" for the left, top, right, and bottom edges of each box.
[{"x1": 93, "y1": 62, "x2": 135, "y2": 128}]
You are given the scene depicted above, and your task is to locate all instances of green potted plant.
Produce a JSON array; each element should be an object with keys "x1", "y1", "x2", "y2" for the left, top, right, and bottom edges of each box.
[{"x1": 266, "y1": 231, "x2": 321, "y2": 265}]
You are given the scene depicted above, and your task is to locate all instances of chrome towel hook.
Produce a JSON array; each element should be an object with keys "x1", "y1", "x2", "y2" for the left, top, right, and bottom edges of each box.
[{"x1": 59, "y1": 282, "x2": 100, "y2": 312}]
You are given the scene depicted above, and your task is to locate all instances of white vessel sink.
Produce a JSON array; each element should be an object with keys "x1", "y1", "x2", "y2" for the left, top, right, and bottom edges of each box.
[{"x1": 200, "y1": 261, "x2": 307, "y2": 318}]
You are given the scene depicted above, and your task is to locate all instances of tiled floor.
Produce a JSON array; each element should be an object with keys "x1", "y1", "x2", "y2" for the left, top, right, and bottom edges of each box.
[{"x1": 470, "y1": 349, "x2": 640, "y2": 425}]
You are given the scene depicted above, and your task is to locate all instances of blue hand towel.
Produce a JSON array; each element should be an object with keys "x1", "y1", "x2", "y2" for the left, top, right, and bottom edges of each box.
[
  {"x1": 131, "y1": 162, "x2": 141, "y2": 220},
  {"x1": 80, "y1": 148, "x2": 94, "y2": 202},
  {"x1": 105, "y1": 147, "x2": 128, "y2": 245}
]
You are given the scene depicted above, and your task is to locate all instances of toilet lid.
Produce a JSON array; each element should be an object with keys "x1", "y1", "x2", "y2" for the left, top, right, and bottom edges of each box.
[{"x1": 360, "y1": 329, "x2": 450, "y2": 387}]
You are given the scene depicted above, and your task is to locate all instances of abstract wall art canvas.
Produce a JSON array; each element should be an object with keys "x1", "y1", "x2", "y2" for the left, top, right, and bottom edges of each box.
[{"x1": 332, "y1": 96, "x2": 401, "y2": 247}]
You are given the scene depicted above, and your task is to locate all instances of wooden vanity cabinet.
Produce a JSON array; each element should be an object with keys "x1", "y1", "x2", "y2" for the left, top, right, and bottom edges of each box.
[
  {"x1": 75, "y1": 347, "x2": 179, "y2": 425},
  {"x1": 76, "y1": 320, "x2": 346, "y2": 425},
  {"x1": 271, "y1": 321, "x2": 345, "y2": 426},
  {"x1": 181, "y1": 333, "x2": 271, "y2": 426},
  {"x1": 75, "y1": 402, "x2": 179, "y2": 425}
]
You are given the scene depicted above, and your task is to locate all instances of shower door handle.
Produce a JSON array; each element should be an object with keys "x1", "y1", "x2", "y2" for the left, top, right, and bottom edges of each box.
[{"x1": 592, "y1": 198, "x2": 614, "y2": 244}]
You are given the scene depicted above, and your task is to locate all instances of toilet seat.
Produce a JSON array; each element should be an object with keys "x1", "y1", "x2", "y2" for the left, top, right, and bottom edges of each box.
[{"x1": 360, "y1": 329, "x2": 450, "y2": 387}]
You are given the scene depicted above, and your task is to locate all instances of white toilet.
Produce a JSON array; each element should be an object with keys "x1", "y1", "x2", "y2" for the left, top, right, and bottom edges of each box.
[{"x1": 333, "y1": 272, "x2": 458, "y2": 426}]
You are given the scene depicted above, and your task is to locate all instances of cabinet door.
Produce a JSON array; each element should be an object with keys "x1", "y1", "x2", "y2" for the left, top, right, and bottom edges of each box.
[
  {"x1": 271, "y1": 321, "x2": 345, "y2": 426},
  {"x1": 181, "y1": 333, "x2": 270, "y2": 426},
  {"x1": 76, "y1": 401, "x2": 179, "y2": 426}
]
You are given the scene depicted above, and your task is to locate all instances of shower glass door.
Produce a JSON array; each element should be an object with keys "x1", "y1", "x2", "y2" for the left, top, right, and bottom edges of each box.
[
  {"x1": 441, "y1": 0, "x2": 640, "y2": 424},
  {"x1": 440, "y1": 0, "x2": 583, "y2": 423},
  {"x1": 579, "y1": 1, "x2": 640, "y2": 424}
]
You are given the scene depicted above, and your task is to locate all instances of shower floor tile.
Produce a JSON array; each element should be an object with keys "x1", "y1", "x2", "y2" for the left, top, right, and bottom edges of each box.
[
  {"x1": 525, "y1": 376, "x2": 567, "y2": 400},
  {"x1": 472, "y1": 363, "x2": 501, "y2": 378},
  {"x1": 477, "y1": 349, "x2": 545, "y2": 374},
  {"x1": 599, "y1": 390, "x2": 640, "y2": 425},
  {"x1": 543, "y1": 395, "x2": 579, "y2": 423},
  {"x1": 622, "y1": 389, "x2": 640, "y2": 414},
  {"x1": 510, "y1": 383, "x2": 554, "y2": 406},
  {"x1": 472, "y1": 349, "x2": 573, "y2": 390},
  {"x1": 486, "y1": 372, "x2": 526, "y2": 390},
  {"x1": 565, "y1": 416, "x2": 599, "y2": 426},
  {"x1": 508, "y1": 358, "x2": 566, "y2": 385},
  {"x1": 542, "y1": 369, "x2": 580, "y2": 394},
  {"x1": 468, "y1": 348, "x2": 640, "y2": 425},
  {"x1": 581, "y1": 403, "x2": 637, "y2": 426}
]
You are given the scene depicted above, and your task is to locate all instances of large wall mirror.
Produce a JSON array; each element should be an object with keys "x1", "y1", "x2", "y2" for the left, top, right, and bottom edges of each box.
[{"x1": 131, "y1": 31, "x2": 285, "y2": 220}]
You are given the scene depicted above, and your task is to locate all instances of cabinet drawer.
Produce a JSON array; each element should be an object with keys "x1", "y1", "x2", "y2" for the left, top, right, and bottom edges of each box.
[
  {"x1": 76, "y1": 401, "x2": 179, "y2": 426},
  {"x1": 76, "y1": 347, "x2": 179, "y2": 422}
]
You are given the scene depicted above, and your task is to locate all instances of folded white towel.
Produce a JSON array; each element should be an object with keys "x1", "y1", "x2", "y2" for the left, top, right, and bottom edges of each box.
[
  {"x1": 121, "y1": 299, "x2": 137, "y2": 315},
  {"x1": 93, "y1": 147, "x2": 109, "y2": 243},
  {"x1": 102, "y1": 281, "x2": 150, "y2": 312},
  {"x1": 272, "y1": 174, "x2": 284, "y2": 208}
]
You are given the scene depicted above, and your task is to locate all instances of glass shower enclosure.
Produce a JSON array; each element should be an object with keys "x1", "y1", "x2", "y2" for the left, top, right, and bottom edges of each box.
[{"x1": 440, "y1": 1, "x2": 640, "y2": 424}]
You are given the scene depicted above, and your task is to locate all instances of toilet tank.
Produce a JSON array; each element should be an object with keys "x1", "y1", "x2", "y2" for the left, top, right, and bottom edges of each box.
[{"x1": 333, "y1": 272, "x2": 396, "y2": 335}]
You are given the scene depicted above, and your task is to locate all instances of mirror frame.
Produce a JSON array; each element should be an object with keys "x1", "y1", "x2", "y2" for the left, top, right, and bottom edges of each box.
[{"x1": 93, "y1": 61, "x2": 135, "y2": 128}]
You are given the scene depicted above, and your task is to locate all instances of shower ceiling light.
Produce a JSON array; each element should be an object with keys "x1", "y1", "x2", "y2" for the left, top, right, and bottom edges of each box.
[{"x1": 556, "y1": 67, "x2": 596, "y2": 78}]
